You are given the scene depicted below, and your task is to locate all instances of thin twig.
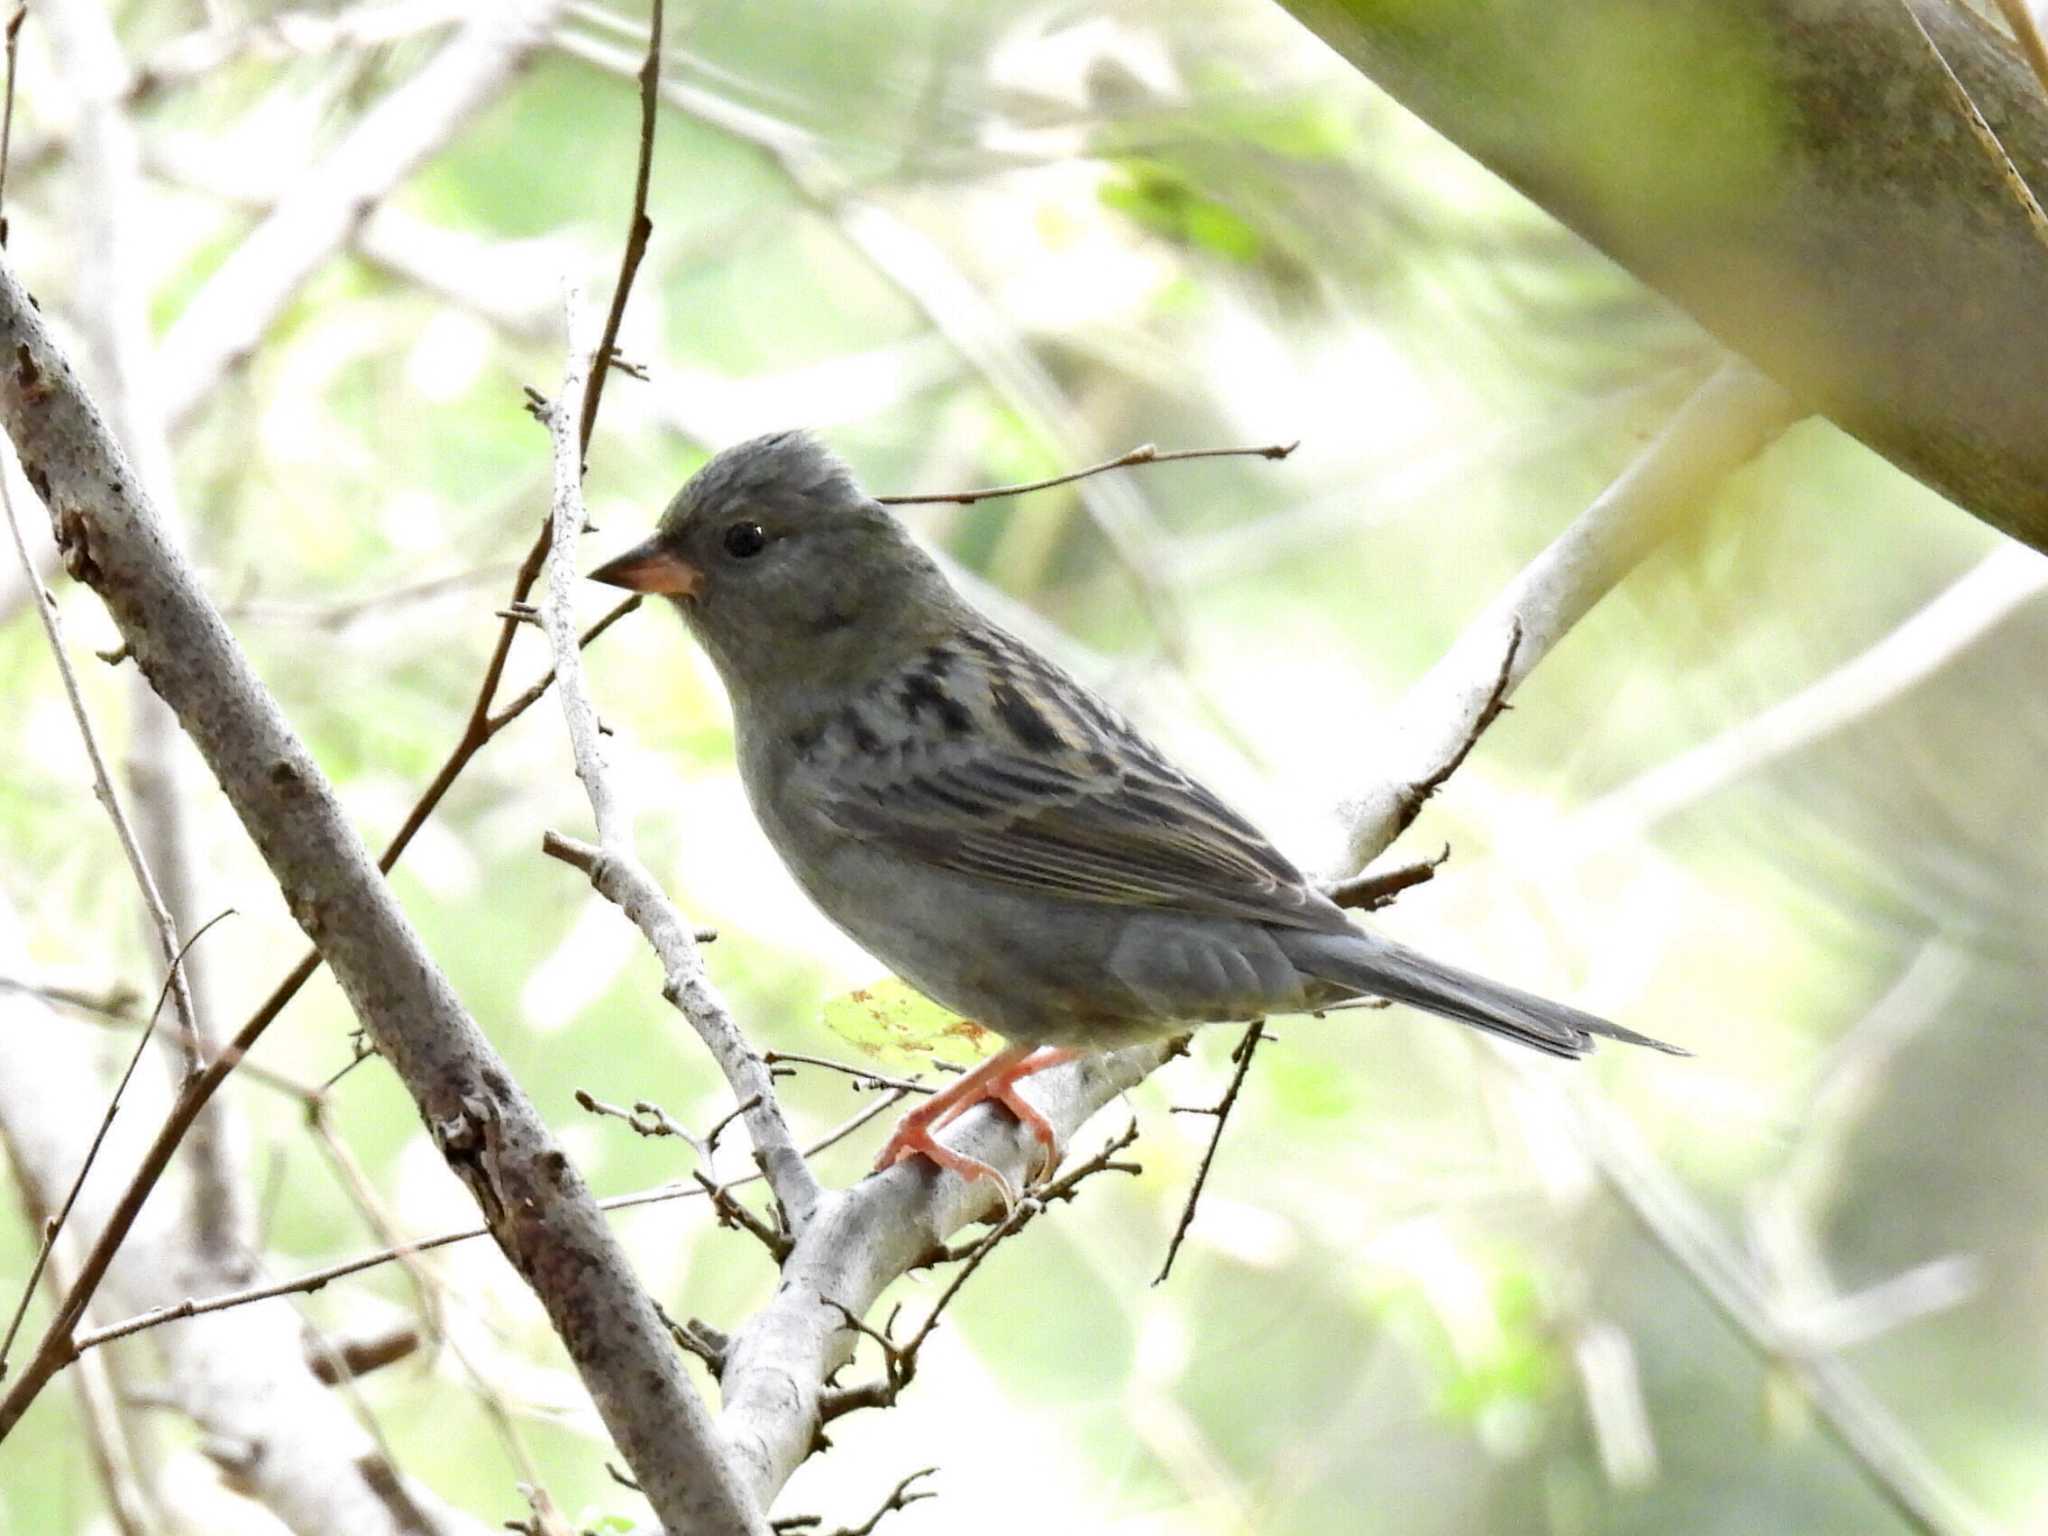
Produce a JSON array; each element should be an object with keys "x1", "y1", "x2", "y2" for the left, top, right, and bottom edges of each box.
[
  {"x1": 875, "y1": 441, "x2": 1298, "y2": 507},
  {"x1": 1154, "y1": 1023, "x2": 1265, "y2": 1285},
  {"x1": 783, "y1": 1467, "x2": 936, "y2": 1536},
  {"x1": 538, "y1": 331, "x2": 817, "y2": 1221},
  {"x1": 538, "y1": 288, "x2": 819, "y2": 1224},
  {"x1": 575, "y1": 0, "x2": 662, "y2": 459},
  {"x1": 820, "y1": 1123, "x2": 1141, "y2": 1421},
  {"x1": 0, "y1": 974, "x2": 314, "y2": 1098},
  {"x1": 1335, "y1": 360, "x2": 1799, "y2": 869},
  {"x1": 0, "y1": 4, "x2": 24, "y2": 247},
  {"x1": 0, "y1": 910, "x2": 230, "y2": 1380},
  {"x1": 762, "y1": 1051, "x2": 935, "y2": 1096},
  {"x1": 1, "y1": 458, "x2": 205, "y2": 1080},
  {"x1": 218, "y1": 590, "x2": 644, "y2": 1126},
  {"x1": 3, "y1": 1181, "x2": 159, "y2": 1536},
  {"x1": 70, "y1": 1086, "x2": 916, "y2": 1359}
]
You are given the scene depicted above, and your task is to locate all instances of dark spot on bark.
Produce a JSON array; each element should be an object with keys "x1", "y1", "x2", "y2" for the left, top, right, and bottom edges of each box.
[
  {"x1": 898, "y1": 670, "x2": 973, "y2": 735},
  {"x1": 788, "y1": 721, "x2": 823, "y2": 761},
  {"x1": 482, "y1": 1066, "x2": 511, "y2": 1099},
  {"x1": 542, "y1": 1149, "x2": 569, "y2": 1181},
  {"x1": 267, "y1": 758, "x2": 301, "y2": 787},
  {"x1": 838, "y1": 705, "x2": 883, "y2": 755},
  {"x1": 22, "y1": 460, "x2": 48, "y2": 502},
  {"x1": 991, "y1": 681, "x2": 1062, "y2": 752},
  {"x1": 13, "y1": 343, "x2": 37, "y2": 390},
  {"x1": 53, "y1": 505, "x2": 98, "y2": 584}
]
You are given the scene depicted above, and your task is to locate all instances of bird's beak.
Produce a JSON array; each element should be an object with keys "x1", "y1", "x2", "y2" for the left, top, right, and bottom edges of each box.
[{"x1": 588, "y1": 536, "x2": 702, "y2": 597}]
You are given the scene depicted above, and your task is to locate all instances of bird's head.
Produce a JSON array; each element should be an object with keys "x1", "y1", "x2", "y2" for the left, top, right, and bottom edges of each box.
[{"x1": 589, "y1": 430, "x2": 956, "y2": 698}]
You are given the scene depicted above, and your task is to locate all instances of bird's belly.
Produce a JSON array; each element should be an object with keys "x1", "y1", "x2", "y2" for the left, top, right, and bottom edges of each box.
[{"x1": 763, "y1": 817, "x2": 1322, "y2": 1049}]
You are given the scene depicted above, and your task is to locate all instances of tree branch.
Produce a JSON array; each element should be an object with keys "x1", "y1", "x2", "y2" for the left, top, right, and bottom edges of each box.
[
  {"x1": 533, "y1": 297, "x2": 819, "y2": 1231},
  {"x1": 0, "y1": 898, "x2": 493, "y2": 1536},
  {"x1": 1334, "y1": 358, "x2": 1801, "y2": 869},
  {"x1": 1273, "y1": 0, "x2": 2048, "y2": 557},
  {"x1": 0, "y1": 251, "x2": 766, "y2": 1534}
]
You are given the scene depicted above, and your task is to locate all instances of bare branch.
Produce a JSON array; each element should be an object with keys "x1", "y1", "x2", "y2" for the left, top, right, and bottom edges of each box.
[
  {"x1": 534, "y1": 314, "x2": 819, "y2": 1228},
  {"x1": 577, "y1": 0, "x2": 663, "y2": 459},
  {"x1": 1154, "y1": 1025, "x2": 1264, "y2": 1285},
  {"x1": 0, "y1": 908, "x2": 495, "y2": 1536},
  {"x1": 0, "y1": 451, "x2": 203, "y2": 1108},
  {"x1": 805, "y1": 1466, "x2": 936, "y2": 1536},
  {"x1": 0, "y1": 3, "x2": 23, "y2": 245},
  {"x1": 72, "y1": 1088, "x2": 918, "y2": 1357},
  {"x1": 0, "y1": 911, "x2": 227, "y2": 1382},
  {"x1": 4, "y1": 1168, "x2": 162, "y2": 1536},
  {"x1": 716, "y1": 354, "x2": 1806, "y2": 1508},
  {"x1": 762, "y1": 1052, "x2": 935, "y2": 1097},
  {"x1": 1334, "y1": 360, "x2": 1802, "y2": 869},
  {"x1": 1321, "y1": 843, "x2": 1450, "y2": 912},
  {"x1": 875, "y1": 441, "x2": 1298, "y2": 507},
  {"x1": 0, "y1": 249, "x2": 767, "y2": 1533}
]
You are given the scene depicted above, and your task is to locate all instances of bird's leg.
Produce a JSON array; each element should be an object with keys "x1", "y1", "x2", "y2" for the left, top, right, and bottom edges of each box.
[
  {"x1": 987, "y1": 1047, "x2": 1081, "y2": 1180},
  {"x1": 874, "y1": 1043, "x2": 1084, "y2": 1193}
]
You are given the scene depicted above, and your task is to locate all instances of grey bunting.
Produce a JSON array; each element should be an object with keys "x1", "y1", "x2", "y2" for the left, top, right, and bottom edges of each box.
[{"x1": 590, "y1": 431, "x2": 1685, "y2": 1196}]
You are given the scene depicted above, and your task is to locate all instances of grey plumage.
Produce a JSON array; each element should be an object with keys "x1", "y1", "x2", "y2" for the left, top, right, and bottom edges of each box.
[{"x1": 590, "y1": 430, "x2": 1683, "y2": 1160}]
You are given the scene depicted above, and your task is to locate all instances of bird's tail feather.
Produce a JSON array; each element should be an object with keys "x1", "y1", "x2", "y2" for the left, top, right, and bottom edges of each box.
[{"x1": 1284, "y1": 930, "x2": 1687, "y2": 1060}]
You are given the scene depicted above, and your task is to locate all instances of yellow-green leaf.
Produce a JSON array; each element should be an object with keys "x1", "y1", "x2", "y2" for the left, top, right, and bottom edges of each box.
[{"x1": 820, "y1": 977, "x2": 1003, "y2": 1069}]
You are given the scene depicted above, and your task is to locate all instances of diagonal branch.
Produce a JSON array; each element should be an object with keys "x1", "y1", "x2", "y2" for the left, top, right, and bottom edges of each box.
[
  {"x1": 1335, "y1": 358, "x2": 1802, "y2": 869},
  {"x1": 0, "y1": 250, "x2": 766, "y2": 1534}
]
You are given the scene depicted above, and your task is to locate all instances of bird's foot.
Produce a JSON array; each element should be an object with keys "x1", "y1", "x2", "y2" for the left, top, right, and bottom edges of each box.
[{"x1": 873, "y1": 1044, "x2": 1084, "y2": 1200}]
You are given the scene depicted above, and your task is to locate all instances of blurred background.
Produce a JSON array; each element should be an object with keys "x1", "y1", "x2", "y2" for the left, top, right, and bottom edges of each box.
[{"x1": 1, "y1": 1, "x2": 2044, "y2": 1532}]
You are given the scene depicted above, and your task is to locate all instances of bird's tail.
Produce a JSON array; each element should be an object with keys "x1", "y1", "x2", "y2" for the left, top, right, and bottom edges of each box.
[{"x1": 1282, "y1": 929, "x2": 1687, "y2": 1061}]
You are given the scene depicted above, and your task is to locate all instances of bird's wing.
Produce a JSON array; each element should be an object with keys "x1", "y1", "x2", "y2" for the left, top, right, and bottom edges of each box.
[{"x1": 794, "y1": 624, "x2": 1344, "y2": 932}]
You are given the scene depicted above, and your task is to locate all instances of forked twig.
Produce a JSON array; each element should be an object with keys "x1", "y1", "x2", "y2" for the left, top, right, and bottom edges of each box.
[{"x1": 1154, "y1": 1023, "x2": 1266, "y2": 1285}]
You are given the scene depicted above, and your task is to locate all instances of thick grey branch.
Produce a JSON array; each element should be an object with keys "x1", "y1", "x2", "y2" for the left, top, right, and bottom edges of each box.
[
  {"x1": 1275, "y1": 0, "x2": 2048, "y2": 557},
  {"x1": 0, "y1": 254, "x2": 764, "y2": 1535}
]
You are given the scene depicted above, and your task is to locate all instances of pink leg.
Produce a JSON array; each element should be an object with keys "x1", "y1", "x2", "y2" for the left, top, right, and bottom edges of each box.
[{"x1": 874, "y1": 1045, "x2": 1085, "y2": 1196}]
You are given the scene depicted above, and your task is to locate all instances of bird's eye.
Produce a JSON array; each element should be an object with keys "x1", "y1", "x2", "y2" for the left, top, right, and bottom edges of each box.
[{"x1": 722, "y1": 521, "x2": 768, "y2": 559}]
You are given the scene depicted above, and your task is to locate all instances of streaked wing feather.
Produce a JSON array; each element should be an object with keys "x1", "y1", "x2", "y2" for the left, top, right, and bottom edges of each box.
[{"x1": 802, "y1": 626, "x2": 1341, "y2": 932}]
